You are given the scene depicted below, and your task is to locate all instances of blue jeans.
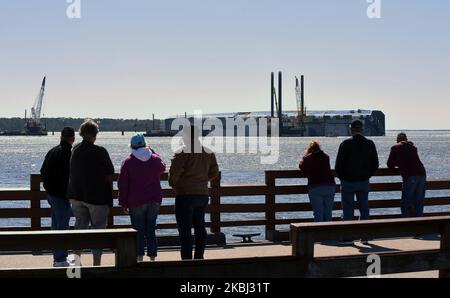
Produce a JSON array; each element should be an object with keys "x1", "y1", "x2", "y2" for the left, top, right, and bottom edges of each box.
[
  {"x1": 308, "y1": 185, "x2": 336, "y2": 222},
  {"x1": 401, "y1": 176, "x2": 426, "y2": 217},
  {"x1": 47, "y1": 196, "x2": 72, "y2": 263},
  {"x1": 175, "y1": 195, "x2": 209, "y2": 260},
  {"x1": 340, "y1": 180, "x2": 370, "y2": 221},
  {"x1": 129, "y1": 203, "x2": 160, "y2": 257}
]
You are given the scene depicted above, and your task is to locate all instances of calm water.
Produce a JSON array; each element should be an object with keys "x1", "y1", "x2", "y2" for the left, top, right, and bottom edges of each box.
[{"x1": 0, "y1": 131, "x2": 449, "y2": 240}]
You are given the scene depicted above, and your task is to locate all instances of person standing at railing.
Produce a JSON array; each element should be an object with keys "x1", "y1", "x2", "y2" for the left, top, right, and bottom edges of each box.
[
  {"x1": 299, "y1": 141, "x2": 336, "y2": 222},
  {"x1": 335, "y1": 120, "x2": 379, "y2": 224},
  {"x1": 67, "y1": 119, "x2": 115, "y2": 266},
  {"x1": 40, "y1": 127, "x2": 75, "y2": 267},
  {"x1": 387, "y1": 132, "x2": 427, "y2": 217},
  {"x1": 118, "y1": 134, "x2": 166, "y2": 262},
  {"x1": 169, "y1": 125, "x2": 220, "y2": 260}
]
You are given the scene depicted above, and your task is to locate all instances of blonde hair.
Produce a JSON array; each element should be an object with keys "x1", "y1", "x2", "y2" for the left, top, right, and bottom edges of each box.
[
  {"x1": 79, "y1": 118, "x2": 99, "y2": 140},
  {"x1": 306, "y1": 140, "x2": 321, "y2": 154}
]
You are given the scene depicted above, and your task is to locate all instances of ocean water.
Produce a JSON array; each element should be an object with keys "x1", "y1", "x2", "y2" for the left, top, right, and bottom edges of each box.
[{"x1": 0, "y1": 131, "x2": 449, "y2": 240}]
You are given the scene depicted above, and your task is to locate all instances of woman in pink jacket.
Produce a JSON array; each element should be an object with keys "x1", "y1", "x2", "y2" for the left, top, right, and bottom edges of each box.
[{"x1": 118, "y1": 134, "x2": 166, "y2": 262}]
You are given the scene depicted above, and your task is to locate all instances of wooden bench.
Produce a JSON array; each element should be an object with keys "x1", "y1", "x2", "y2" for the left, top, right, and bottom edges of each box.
[
  {"x1": 0, "y1": 229, "x2": 137, "y2": 268},
  {"x1": 3, "y1": 217, "x2": 450, "y2": 278},
  {"x1": 290, "y1": 216, "x2": 450, "y2": 278},
  {"x1": 232, "y1": 233, "x2": 261, "y2": 243}
]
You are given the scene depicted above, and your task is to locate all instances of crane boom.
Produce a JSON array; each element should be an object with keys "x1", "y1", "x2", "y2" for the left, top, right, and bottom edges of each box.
[
  {"x1": 272, "y1": 86, "x2": 279, "y2": 116},
  {"x1": 31, "y1": 76, "x2": 46, "y2": 125}
]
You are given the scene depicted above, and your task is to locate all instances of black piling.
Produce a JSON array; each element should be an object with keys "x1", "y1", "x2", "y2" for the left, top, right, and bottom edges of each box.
[
  {"x1": 278, "y1": 71, "x2": 283, "y2": 130},
  {"x1": 301, "y1": 75, "x2": 305, "y2": 117},
  {"x1": 271, "y1": 72, "x2": 275, "y2": 118}
]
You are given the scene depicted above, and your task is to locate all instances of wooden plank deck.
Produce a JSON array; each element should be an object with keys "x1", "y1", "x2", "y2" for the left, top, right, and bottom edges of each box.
[{"x1": 0, "y1": 237, "x2": 440, "y2": 277}]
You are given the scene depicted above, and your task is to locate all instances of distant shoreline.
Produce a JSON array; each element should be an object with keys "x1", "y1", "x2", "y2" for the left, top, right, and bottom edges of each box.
[
  {"x1": 0, "y1": 117, "x2": 162, "y2": 133},
  {"x1": 386, "y1": 129, "x2": 450, "y2": 132},
  {"x1": 1, "y1": 117, "x2": 449, "y2": 133}
]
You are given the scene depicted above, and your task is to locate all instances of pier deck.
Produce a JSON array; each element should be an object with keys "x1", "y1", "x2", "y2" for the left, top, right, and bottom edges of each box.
[
  {"x1": 1, "y1": 170, "x2": 449, "y2": 277},
  {"x1": 0, "y1": 236, "x2": 439, "y2": 277}
]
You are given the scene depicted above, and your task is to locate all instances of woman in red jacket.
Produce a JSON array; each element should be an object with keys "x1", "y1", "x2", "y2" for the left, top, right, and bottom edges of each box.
[{"x1": 299, "y1": 141, "x2": 336, "y2": 222}]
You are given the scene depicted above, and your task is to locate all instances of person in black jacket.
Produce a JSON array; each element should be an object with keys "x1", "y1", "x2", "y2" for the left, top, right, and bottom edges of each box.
[
  {"x1": 40, "y1": 127, "x2": 75, "y2": 267},
  {"x1": 67, "y1": 119, "x2": 115, "y2": 266},
  {"x1": 335, "y1": 120, "x2": 379, "y2": 224}
]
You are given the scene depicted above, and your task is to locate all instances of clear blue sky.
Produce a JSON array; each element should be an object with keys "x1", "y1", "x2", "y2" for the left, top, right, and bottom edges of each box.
[{"x1": 1, "y1": 0, "x2": 449, "y2": 129}]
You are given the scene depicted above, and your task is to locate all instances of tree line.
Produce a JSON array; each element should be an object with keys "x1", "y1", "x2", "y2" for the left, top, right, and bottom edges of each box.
[{"x1": 0, "y1": 118, "x2": 164, "y2": 132}]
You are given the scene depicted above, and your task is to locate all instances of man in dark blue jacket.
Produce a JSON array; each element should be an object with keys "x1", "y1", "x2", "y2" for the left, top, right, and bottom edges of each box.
[
  {"x1": 335, "y1": 120, "x2": 379, "y2": 223},
  {"x1": 40, "y1": 127, "x2": 75, "y2": 267}
]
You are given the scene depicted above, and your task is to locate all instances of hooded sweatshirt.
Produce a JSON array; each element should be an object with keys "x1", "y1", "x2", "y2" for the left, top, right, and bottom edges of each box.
[
  {"x1": 132, "y1": 147, "x2": 152, "y2": 162},
  {"x1": 299, "y1": 150, "x2": 336, "y2": 188},
  {"x1": 118, "y1": 148, "x2": 166, "y2": 208},
  {"x1": 387, "y1": 141, "x2": 426, "y2": 178}
]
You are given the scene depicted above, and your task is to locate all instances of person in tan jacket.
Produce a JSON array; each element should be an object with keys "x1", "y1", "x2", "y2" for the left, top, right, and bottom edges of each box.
[{"x1": 169, "y1": 125, "x2": 219, "y2": 260}]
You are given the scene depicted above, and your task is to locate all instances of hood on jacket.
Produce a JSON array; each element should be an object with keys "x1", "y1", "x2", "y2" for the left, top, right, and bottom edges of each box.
[
  {"x1": 132, "y1": 147, "x2": 152, "y2": 162},
  {"x1": 401, "y1": 141, "x2": 415, "y2": 146}
]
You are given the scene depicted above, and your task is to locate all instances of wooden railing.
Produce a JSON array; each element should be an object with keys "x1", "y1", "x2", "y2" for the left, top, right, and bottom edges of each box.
[
  {"x1": 0, "y1": 169, "x2": 449, "y2": 242},
  {"x1": 0, "y1": 229, "x2": 137, "y2": 268},
  {"x1": 291, "y1": 216, "x2": 450, "y2": 277}
]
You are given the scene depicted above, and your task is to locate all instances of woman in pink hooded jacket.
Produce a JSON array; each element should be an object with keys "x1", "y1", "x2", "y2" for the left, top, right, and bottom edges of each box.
[{"x1": 118, "y1": 134, "x2": 166, "y2": 262}]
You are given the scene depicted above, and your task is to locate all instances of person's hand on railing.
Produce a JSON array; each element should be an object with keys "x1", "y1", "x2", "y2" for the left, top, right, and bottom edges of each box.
[{"x1": 122, "y1": 207, "x2": 129, "y2": 215}]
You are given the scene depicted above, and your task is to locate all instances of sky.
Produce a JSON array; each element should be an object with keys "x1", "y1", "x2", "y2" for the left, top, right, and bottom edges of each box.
[{"x1": 0, "y1": 0, "x2": 449, "y2": 129}]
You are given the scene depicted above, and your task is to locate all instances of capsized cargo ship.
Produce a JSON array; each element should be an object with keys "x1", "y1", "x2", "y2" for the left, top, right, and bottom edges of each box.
[
  {"x1": 151, "y1": 72, "x2": 385, "y2": 137},
  {"x1": 159, "y1": 109, "x2": 385, "y2": 137}
]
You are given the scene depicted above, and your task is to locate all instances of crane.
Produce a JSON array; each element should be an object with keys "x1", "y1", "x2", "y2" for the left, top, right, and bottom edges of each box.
[
  {"x1": 295, "y1": 76, "x2": 304, "y2": 118},
  {"x1": 272, "y1": 86, "x2": 279, "y2": 116},
  {"x1": 29, "y1": 76, "x2": 46, "y2": 126},
  {"x1": 24, "y1": 76, "x2": 47, "y2": 135}
]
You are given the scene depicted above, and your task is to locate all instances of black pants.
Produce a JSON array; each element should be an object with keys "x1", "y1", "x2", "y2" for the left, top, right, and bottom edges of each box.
[{"x1": 175, "y1": 195, "x2": 209, "y2": 260}]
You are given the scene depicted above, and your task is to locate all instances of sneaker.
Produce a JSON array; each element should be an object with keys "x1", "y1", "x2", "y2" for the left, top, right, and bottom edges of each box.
[
  {"x1": 149, "y1": 256, "x2": 156, "y2": 262},
  {"x1": 53, "y1": 261, "x2": 70, "y2": 268},
  {"x1": 67, "y1": 255, "x2": 75, "y2": 264},
  {"x1": 67, "y1": 255, "x2": 82, "y2": 266}
]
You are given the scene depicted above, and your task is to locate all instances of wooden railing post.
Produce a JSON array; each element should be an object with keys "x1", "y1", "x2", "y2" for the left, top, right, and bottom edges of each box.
[
  {"x1": 439, "y1": 223, "x2": 450, "y2": 278},
  {"x1": 115, "y1": 234, "x2": 138, "y2": 268},
  {"x1": 291, "y1": 224, "x2": 314, "y2": 277},
  {"x1": 210, "y1": 173, "x2": 221, "y2": 234},
  {"x1": 291, "y1": 230, "x2": 314, "y2": 258},
  {"x1": 30, "y1": 175, "x2": 41, "y2": 231},
  {"x1": 265, "y1": 171, "x2": 276, "y2": 240}
]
